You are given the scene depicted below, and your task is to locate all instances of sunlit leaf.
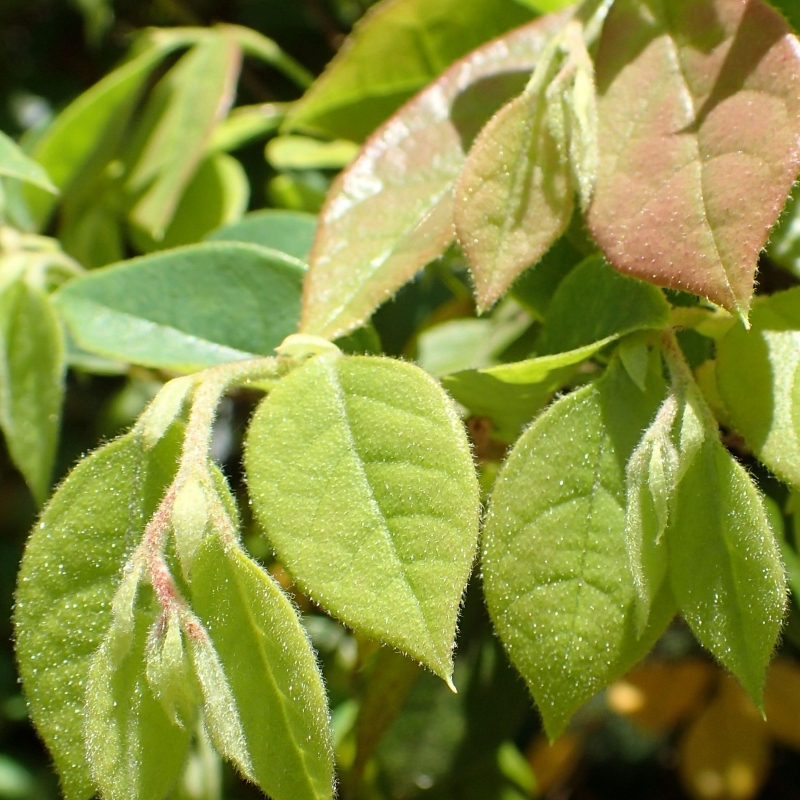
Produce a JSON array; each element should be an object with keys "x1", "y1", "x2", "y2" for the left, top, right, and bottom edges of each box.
[
  {"x1": 285, "y1": 0, "x2": 534, "y2": 142},
  {"x1": 245, "y1": 353, "x2": 480, "y2": 682},
  {"x1": 266, "y1": 136, "x2": 359, "y2": 171},
  {"x1": 302, "y1": 15, "x2": 567, "y2": 339},
  {"x1": 0, "y1": 131, "x2": 57, "y2": 193},
  {"x1": 588, "y1": 0, "x2": 800, "y2": 318},
  {"x1": 14, "y1": 429, "x2": 182, "y2": 799}
]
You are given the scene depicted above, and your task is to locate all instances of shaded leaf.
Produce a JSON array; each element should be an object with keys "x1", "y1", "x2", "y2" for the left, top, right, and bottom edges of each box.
[
  {"x1": 54, "y1": 242, "x2": 305, "y2": 372},
  {"x1": 588, "y1": 0, "x2": 800, "y2": 317},
  {"x1": 0, "y1": 131, "x2": 57, "y2": 193},
  {"x1": 206, "y1": 209, "x2": 317, "y2": 261},
  {"x1": 482, "y1": 359, "x2": 675, "y2": 737},
  {"x1": 191, "y1": 536, "x2": 335, "y2": 800},
  {"x1": 764, "y1": 658, "x2": 800, "y2": 751},
  {"x1": 285, "y1": 0, "x2": 534, "y2": 142},
  {"x1": 14, "y1": 428, "x2": 182, "y2": 799},
  {"x1": 245, "y1": 353, "x2": 480, "y2": 682},
  {"x1": 302, "y1": 14, "x2": 567, "y2": 339}
]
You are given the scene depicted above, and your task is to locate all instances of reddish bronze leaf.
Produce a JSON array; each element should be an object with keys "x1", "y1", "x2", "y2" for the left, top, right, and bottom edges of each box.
[
  {"x1": 302, "y1": 14, "x2": 567, "y2": 340},
  {"x1": 588, "y1": 0, "x2": 800, "y2": 318}
]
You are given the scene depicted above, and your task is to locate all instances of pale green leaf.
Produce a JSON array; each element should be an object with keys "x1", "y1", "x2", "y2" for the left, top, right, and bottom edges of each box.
[
  {"x1": 716, "y1": 288, "x2": 800, "y2": 488},
  {"x1": 54, "y1": 242, "x2": 305, "y2": 372},
  {"x1": 207, "y1": 103, "x2": 285, "y2": 154},
  {"x1": 206, "y1": 209, "x2": 317, "y2": 262},
  {"x1": 668, "y1": 438, "x2": 786, "y2": 706},
  {"x1": 127, "y1": 34, "x2": 241, "y2": 239},
  {"x1": 285, "y1": 0, "x2": 534, "y2": 142},
  {"x1": 482, "y1": 359, "x2": 675, "y2": 737},
  {"x1": 14, "y1": 428, "x2": 182, "y2": 799},
  {"x1": 137, "y1": 375, "x2": 195, "y2": 451},
  {"x1": 191, "y1": 536, "x2": 335, "y2": 800},
  {"x1": 302, "y1": 15, "x2": 566, "y2": 339},
  {"x1": 86, "y1": 597, "x2": 190, "y2": 800},
  {"x1": 245, "y1": 353, "x2": 480, "y2": 681},
  {"x1": 454, "y1": 76, "x2": 574, "y2": 311},
  {"x1": 0, "y1": 131, "x2": 57, "y2": 193},
  {"x1": 0, "y1": 279, "x2": 65, "y2": 504},
  {"x1": 171, "y1": 477, "x2": 209, "y2": 578},
  {"x1": 266, "y1": 136, "x2": 359, "y2": 171}
]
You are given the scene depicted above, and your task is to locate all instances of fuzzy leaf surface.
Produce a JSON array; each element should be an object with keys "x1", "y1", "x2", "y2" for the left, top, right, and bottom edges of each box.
[
  {"x1": 245, "y1": 353, "x2": 480, "y2": 682},
  {"x1": 482, "y1": 360, "x2": 674, "y2": 737},
  {"x1": 716, "y1": 288, "x2": 800, "y2": 488},
  {"x1": 302, "y1": 15, "x2": 566, "y2": 339},
  {"x1": 191, "y1": 536, "x2": 334, "y2": 800},
  {"x1": 54, "y1": 242, "x2": 305, "y2": 371},
  {"x1": 0, "y1": 280, "x2": 64, "y2": 504},
  {"x1": 284, "y1": 0, "x2": 533, "y2": 142},
  {"x1": 14, "y1": 429, "x2": 181, "y2": 799},
  {"x1": 668, "y1": 437, "x2": 786, "y2": 705},
  {"x1": 206, "y1": 209, "x2": 317, "y2": 261},
  {"x1": 588, "y1": 0, "x2": 800, "y2": 317}
]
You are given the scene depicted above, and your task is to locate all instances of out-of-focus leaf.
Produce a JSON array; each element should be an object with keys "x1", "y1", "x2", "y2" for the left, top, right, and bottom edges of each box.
[
  {"x1": 60, "y1": 201, "x2": 124, "y2": 269},
  {"x1": 130, "y1": 153, "x2": 249, "y2": 253},
  {"x1": 767, "y1": 182, "x2": 800, "y2": 278},
  {"x1": 679, "y1": 676, "x2": 770, "y2": 800},
  {"x1": 767, "y1": 0, "x2": 800, "y2": 34},
  {"x1": 482, "y1": 359, "x2": 675, "y2": 737},
  {"x1": 266, "y1": 136, "x2": 359, "y2": 171},
  {"x1": 527, "y1": 734, "x2": 582, "y2": 796},
  {"x1": 454, "y1": 80, "x2": 573, "y2": 312},
  {"x1": 127, "y1": 34, "x2": 241, "y2": 239},
  {"x1": 588, "y1": 0, "x2": 800, "y2": 319},
  {"x1": 14, "y1": 429, "x2": 181, "y2": 799},
  {"x1": 0, "y1": 278, "x2": 64, "y2": 504},
  {"x1": 302, "y1": 14, "x2": 567, "y2": 340},
  {"x1": 54, "y1": 243, "x2": 305, "y2": 371},
  {"x1": 207, "y1": 103, "x2": 285, "y2": 153},
  {"x1": 0, "y1": 131, "x2": 56, "y2": 194},
  {"x1": 764, "y1": 658, "x2": 800, "y2": 751},
  {"x1": 285, "y1": 0, "x2": 535, "y2": 142},
  {"x1": 245, "y1": 353, "x2": 480, "y2": 683},
  {"x1": 206, "y1": 210, "x2": 317, "y2": 261},
  {"x1": 716, "y1": 288, "x2": 800, "y2": 488}
]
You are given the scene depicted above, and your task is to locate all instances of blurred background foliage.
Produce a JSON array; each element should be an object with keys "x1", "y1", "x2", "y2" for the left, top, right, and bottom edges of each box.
[{"x1": 2, "y1": 1, "x2": 800, "y2": 799}]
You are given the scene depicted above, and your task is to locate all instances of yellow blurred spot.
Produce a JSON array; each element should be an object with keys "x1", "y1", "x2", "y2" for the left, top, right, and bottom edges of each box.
[
  {"x1": 764, "y1": 658, "x2": 800, "y2": 752},
  {"x1": 607, "y1": 681, "x2": 646, "y2": 714},
  {"x1": 527, "y1": 733, "x2": 581, "y2": 795}
]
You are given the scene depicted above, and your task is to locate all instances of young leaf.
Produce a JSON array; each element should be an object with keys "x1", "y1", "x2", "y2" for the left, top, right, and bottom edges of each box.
[
  {"x1": 454, "y1": 79, "x2": 574, "y2": 311},
  {"x1": 716, "y1": 288, "x2": 800, "y2": 488},
  {"x1": 191, "y1": 536, "x2": 335, "y2": 800},
  {"x1": 537, "y1": 255, "x2": 670, "y2": 355},
  {"x1": 86, "y1": 598, "x2": 191, "y2": 800},
  {"x1": 245, "y1": 353, "x2": 480, "y2": 683},
  {"x1": 206, "y1": 209, "x2": 317, "y2": 262},
  {"x1": 126, "y1": 33, "x2": 241, "y2": 239},
  {"x1": 284, "y1": 0, "x2": 534, "y2": 142},
  {"x1": 14, "y1": 428, "x2": 182, "y2": 799},
  {"x1": 482, "y1": 359, "x2": 674, "y2": 737},
  {"x1": 588, "y1": 0, "x2": 800, "y2": 318},
  {"x1": 302, "y1": 14, "x2": 567, "y2": 340},
  {"x1": 54, "y1": 242, "x2": 305, "y2": 372},
  {"x1": 0, "y1": 131, "x2": 57, "y2": 194},
  {"x1": 0, "y1": 278, "x2": 65, "y2": 504},
  {"x1": 667, "y1": 436, "x2": 786, "y2": 706}
]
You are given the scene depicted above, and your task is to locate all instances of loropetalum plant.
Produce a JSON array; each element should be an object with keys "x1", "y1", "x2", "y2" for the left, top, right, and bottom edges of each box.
[{"x1": 6, "y1": 0, "x2": 800, "y2": 797}]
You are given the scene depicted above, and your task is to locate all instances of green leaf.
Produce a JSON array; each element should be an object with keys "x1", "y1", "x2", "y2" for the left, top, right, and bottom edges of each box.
[
  {"x1": 191, "y1": 536, "x2": 335, "y2": 800},
  {"x1": 207, "y1": 103, "x2": 285, "y2": 154},
  {"x1": 716, "y1": 288, "x2": 800, "y2": 488},
  {"x1": 667, "y1": 437, "x2": 785, "y2": 706},
  {"x1": 0, "y1": 131, "x2": 57, "y2": 194},
  {"x1": 127, "y1": 34, "x2": 241, "y2": 239},
  {"x1": 767, "y1": 183, "x2": 800, "y2": 279},
  {"x1": 129, "y1": 153, "x2": 249, "y2": 253},
  {"x1": 14, "y1": 428, "x2": 182, "y2": 799},
  {"x1": 86, "y1": 595, "x2": 191, "y2": 800},
  {"x1": 266, "y1": 136, "x2": 359, "y2": 171},
  {"x1": 54, "y1": 242, "x2": 305, "y2": 372},
  {"x1": 284, "y1": 0, "x2": 534, "y2": 142},
  {"x1": 25, "y1": 41, "x2": 175, "y2": 229},
  {"x1": 302, "y1": 15, "x2": 567, "y2": 339},
  {"x1": 767, "y1": 0, "x2": 800, "y2": 34},
  {"x1": 0, "y1": 278, "x2": 65, "y2": 504},
  {"x1": 245, "y1": 353, "x2": 480, "y2": 682},
  {"x1": 537, "y1": 256, "x2": 671, "y2": 355},
  {"x1": 454, "y1": 73, "x2": 573, "y2": 311},
  {"x1": 441, "y1": 338, "x2": 616, "y2": 443},
  {"x1": 482, "y1": 359, "x2": 675, "y2": 737},
  {"x1": 206, "y1": 209, "x2": 317, "y2": 262},
  {"x1": 588, "y1": 0, "x2": 800, "y2": 318}
]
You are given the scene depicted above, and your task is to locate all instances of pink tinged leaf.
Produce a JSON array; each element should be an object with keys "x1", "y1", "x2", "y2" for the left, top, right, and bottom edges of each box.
[
  {"x1": 588, "y1": 0, "x2": 800, "y2": 318},
  {"x1": 302, "y1": 14, "x2": 568, "y2": 340}
]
